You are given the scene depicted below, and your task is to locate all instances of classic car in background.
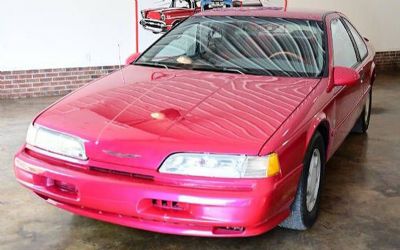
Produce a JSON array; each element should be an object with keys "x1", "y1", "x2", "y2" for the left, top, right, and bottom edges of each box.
[
  {"x1": 140, "y1": 0, "x2": 201, "y2": 33},
  {"x1": 140, "y1": 0, "x2": 243, "y2": 33}
]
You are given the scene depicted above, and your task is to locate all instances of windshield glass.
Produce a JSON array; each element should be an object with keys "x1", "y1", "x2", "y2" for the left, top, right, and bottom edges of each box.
[{"x1": 136, "y1": 16, "x2": 326, "y2": 77}]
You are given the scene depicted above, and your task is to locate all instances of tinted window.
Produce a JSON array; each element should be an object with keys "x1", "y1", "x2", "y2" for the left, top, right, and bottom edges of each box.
[
  {"x1": 344, "y1": 19, "x2": 368, "y2": 60},
  {"x1": 331, "y1": 19, "x2": 357, "y2": 67},
  {"x1": 137, "y1": 16, "x2": 327, "y2": 77}
]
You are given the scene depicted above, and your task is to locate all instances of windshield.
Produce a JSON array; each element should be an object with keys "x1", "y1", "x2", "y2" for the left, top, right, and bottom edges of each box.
[{"x1": 136, "y1": 16, "x2": 326, "y2": 77}]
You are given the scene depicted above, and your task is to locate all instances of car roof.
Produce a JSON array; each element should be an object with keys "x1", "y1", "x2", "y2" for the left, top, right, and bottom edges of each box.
[{"x1": 196, "y1": 7, "x2": 335, "y2": 21}]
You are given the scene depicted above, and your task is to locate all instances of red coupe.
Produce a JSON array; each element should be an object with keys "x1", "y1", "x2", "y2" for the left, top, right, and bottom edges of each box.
[{"x1": 15, "y1": 7, "x2": 375, "y2": 237}]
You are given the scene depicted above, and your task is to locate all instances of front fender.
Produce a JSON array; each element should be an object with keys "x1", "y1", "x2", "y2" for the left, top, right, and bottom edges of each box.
[{"x1": 305, "y1": 113, "x2": 331, "y2": 158}]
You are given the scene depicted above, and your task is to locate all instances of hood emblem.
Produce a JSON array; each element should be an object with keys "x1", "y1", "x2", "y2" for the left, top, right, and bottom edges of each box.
[{"x1": 103, "y1": 150, "x2": 142, "y2": 159}]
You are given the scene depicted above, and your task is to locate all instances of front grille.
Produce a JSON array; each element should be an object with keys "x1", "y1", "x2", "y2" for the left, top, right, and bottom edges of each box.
[
  {"x1": 90, "y1": 166, "x2": 154, "y2": 181},
  {"x1": 141, "y1": 19, "x2": 166, "y2": 28}
]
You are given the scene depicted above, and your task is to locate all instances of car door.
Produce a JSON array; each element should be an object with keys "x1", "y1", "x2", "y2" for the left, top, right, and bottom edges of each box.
[{"x1": 330, "y1": 17, "x2": 363, "y2": 151}]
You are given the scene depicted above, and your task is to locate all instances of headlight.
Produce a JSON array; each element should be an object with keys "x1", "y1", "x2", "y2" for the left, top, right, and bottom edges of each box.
[
  {"x1": 141, "y1": 10, "x2": 145, "y2": 18},
  {"x1": 26, "y1": 124, "x2": 87, "y2": 161},
  {"x1": 161, "y1": 13, "x2": 166, "y2": 21},
  {"x1": 159, "y1": 153, "x2": 280, "y2": 178}
]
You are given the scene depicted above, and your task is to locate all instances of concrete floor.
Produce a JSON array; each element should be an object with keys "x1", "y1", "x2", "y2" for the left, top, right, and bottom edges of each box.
[{"x1": 1, "y1": 72, "x2": 399, "y2": 250}]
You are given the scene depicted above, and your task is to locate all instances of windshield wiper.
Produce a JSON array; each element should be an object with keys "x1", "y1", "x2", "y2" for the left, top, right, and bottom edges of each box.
[
  {"x1": 222, "y1": 68, "x2": 245, "y2": 75},
  {"x1": 135, "y1": 62, "x2": 247, "y2": 75},
  {"x1": 134, "y1": 62, "x2": 170, "y2": 69},
  {"x1": 192, "y1": 66, "x2": 246, "y2": 75}
]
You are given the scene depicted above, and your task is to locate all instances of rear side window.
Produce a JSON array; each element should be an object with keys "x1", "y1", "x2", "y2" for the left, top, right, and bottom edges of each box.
[
  {"x1": 331, "y1": 19, "x2": 357, "y2": 67},
  {"x1": 343, "y1": 19, "x2": 368, "y2": 60}
]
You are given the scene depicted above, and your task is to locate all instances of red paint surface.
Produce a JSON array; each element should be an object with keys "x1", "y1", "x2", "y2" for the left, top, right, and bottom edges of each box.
[{"x1": 15, "y1": 9, "x2": 376, "y2": 237}]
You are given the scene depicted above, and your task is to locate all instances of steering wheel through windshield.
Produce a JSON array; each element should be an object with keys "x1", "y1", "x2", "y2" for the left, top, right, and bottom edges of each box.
[{"x1": 269, "y1": 51, "x2": 304, "y2": 63}]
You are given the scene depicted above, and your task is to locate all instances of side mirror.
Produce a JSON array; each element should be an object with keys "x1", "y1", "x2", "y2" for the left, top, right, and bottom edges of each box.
[
  {"x1": 333, "y1": 66, "x2": 360, "y2": 87},
  {"x1": 125, "y1": 52, "x2": 141, "y2": 65}
]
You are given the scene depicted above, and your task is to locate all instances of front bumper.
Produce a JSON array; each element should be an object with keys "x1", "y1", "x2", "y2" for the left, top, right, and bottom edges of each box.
[
  {"x1": 14, "y1": 148, "x2": 289, "y2": 237},
  {"x1": 140, "y1": 19, "x2": 169, "y2": 33}
]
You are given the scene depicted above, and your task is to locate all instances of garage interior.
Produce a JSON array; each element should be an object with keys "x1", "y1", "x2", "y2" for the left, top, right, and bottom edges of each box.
[{"x1": 1, "y1": 0, "x2": 400, "y2": 249}]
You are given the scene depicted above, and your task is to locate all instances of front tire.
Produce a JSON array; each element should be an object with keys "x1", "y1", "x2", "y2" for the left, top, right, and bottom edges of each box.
[{"x1": 280, "y1": 131, "x2": 325, "y2": 230}]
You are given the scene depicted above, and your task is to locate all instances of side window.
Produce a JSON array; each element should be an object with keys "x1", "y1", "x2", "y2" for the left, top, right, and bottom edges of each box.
[
  {"x1": 331, "y1": 19, "x2": 358, "y2": 67},
  {"x1": 343, "y1": 19, "x2": 368, "y2": 60}
]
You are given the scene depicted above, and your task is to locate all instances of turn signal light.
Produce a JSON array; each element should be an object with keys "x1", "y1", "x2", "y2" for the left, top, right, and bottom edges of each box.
[{"x1": 14, "y1": 157, "x2": 44, "y2": 174}]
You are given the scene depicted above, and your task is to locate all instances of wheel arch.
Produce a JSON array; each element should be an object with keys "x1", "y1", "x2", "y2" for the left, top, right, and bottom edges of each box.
[{"x1": 306, "y1": 113, "x2": 331, "y2": 160}]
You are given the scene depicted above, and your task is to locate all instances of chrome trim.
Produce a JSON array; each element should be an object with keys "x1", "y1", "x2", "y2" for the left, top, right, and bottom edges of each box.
[
  {"x1": 140, "y1": 19, "x2": 167, "y2": 27},
  {"x1": 167, "y1": 15, "x2": 189, "y2": 19},
  {"x1": 140, "y1": 19, "x2": 167, "y2": 33}
]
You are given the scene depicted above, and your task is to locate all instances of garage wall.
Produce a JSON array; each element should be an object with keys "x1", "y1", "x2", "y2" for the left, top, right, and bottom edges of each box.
[
  {"x1": 288, "y1": 0, "x2": 400, "y2": 52},
  {"x1": 0, "y1": 0, "x2": 136, "y2": 99},
  {"x1": 1, "y1": 0, "x2": 399, "y2": 71},
  {"x1": 0, "y1": 0, "x2": 136, "y2": 71}
]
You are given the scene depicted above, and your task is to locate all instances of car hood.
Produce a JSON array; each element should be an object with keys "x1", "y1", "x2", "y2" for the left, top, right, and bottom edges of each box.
[{"x1": 35, "y1": 66, "x2": 320, "y2": 169}]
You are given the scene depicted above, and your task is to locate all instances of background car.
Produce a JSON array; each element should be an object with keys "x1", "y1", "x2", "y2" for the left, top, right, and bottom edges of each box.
[{"x1": 140, "y1": 0, "x2": 201, "y2": 33}]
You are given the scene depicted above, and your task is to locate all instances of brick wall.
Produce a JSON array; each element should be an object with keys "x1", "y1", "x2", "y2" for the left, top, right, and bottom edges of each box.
[
  {"x1": 0, "y1": 65, "x2": 120, "y2": 99},
  {"x1": 0, "y1": 73, "x2": 4, "y2": 89},
  {"x1": 375, "y1": 51, "x2": 400, "y2": 71}
]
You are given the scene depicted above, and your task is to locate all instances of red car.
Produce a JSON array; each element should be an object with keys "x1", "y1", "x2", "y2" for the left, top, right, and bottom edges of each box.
[
  {"x1": 140, "y1": 0, "x2": 201, "y2": 33},
  {"x1": 15, "y1": 8, "x2": 375, "y2": 237}
]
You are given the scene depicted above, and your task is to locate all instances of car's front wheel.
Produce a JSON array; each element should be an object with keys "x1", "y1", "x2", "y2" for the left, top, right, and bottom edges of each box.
[{"x1": 280, "y1": 131, "x2": 325, "y2": 230}]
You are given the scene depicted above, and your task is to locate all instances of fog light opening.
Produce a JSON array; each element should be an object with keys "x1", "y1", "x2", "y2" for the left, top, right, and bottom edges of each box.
[
  {"x1": 151, "y1": 199, "x2": 186, "y2": 211},
  {"x1": 54, "y1": 180, "x2": 77, "y2": 194}
]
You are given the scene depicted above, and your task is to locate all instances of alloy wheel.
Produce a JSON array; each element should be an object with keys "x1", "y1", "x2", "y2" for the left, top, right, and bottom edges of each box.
[{"x1": 306, "y1": 148, "x2": 321, "y2": 212}]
